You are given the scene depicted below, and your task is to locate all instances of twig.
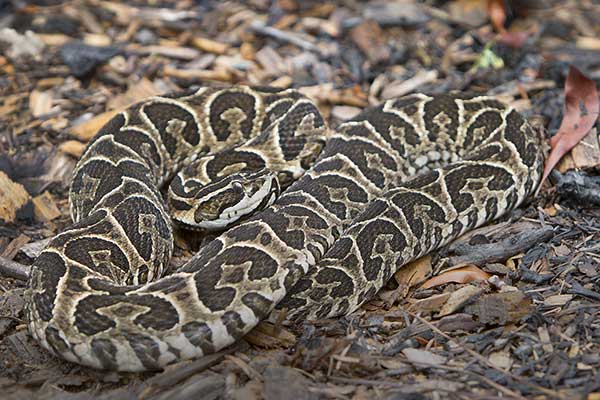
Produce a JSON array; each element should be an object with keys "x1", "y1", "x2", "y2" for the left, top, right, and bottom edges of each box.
[
  {"x1": 0, "y1": 256, "x2": 30, "y2": 281},
  {"x1": 249, "y1": 21, "x2": 320, "y2": 53},
  {"x1": 448, "y1": 226, "x2": 554, "y2": 266},
  {"x1": 556, "y1": 170, "x2": 600, "y2": 206}
]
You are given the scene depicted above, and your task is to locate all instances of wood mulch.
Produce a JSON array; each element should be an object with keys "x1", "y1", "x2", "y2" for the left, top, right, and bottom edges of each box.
[{"x1": 1, "y1": 0, "x2": 600, "y2": 398}]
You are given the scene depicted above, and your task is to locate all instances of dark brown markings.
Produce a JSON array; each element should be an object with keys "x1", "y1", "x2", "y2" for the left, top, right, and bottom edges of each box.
[
  {"x1": 182, "y1": 321, "x2": 215, "y2": 355},
  {"x1": 143, "y1": 101, "x2": 200, "y2": 155},
  {"x1": 314, "y1": 266, "x2": 355, "y2": 298},
  {"x1": 356, "y1": 219, "x2": 407, "y2": 281},
  {"x1": 320, "y1": 136, "x2": 397, "y2": 188},
  {"x1": 64, "y1": 238, "x2": 129, "y2": 280},
  {"x1": 390, "y1": 190, "x2": 446, "y2": 254},
  {"x1": 113, "y1": 128, "x2": 162, "y2": 170},
  {"x1": 169, "y1": 174, "x2": 202, "y2": 201},
  {"x1": 90, "y1": 338, "x2": 119, "y2": 370},
  {"x1": 194, "y1": 262, "x2": 236, "y2": 312},
  {"x1": 71, "y1": 159, "x2": 155, "y2": 218},
  {"x1": 300, "y1": 174, "x2": 370, "y2": 219},
  {"x1": 74, "y1": 293, "x2": 179, "y2": 335},
  {"x1": 31, "y1": 251, "x2": 66, "y2": 321},
  {"x1": 348, "y1": 103, "x2": 419, "y2": 153},
  {"x1": 145, "y1": 275, "x2": 188, "y2": 294},
  {"x1": 227, "y1": 223, "x2": 262, "y2": 242},
  {"x1": 241, "y1": 292, "x2": 273, "y2": 320},
  {"x1": 45, "y1": 326, "x2": 70, "y2": 355},
  {"x1": 221, "y1": 311, "x2": 245, "y2": 339},
  {"x1": 463, "y1": 110, "x2": 503, "y2": 150},
  {"x1": 260, "y1": 98, "x2": 294, "y2": 131},
  {"x1": 423, "y1": 95, "x2": 460, "y2": 142},
  {"x1": 504, "y1": 110, "x2": 537, "y2": 165},
  {"x1": 111, "y1": 196, "x2": 170, "y2": 261},
  {"x1": 127, "y1": 333, "x2": 163, "y2": 370},
  {"x1": 208, "y1": 91, "x2": 256, "y2": 141},
  {"x1": 276, "y1": 102, "x2": 325, "y2": 161},
  {"x1": 444, "y1": 164, "x2": 515, "y2": 213},
  {"x1": 204, "y1": 149, "x2": 266, "y2": 178}
]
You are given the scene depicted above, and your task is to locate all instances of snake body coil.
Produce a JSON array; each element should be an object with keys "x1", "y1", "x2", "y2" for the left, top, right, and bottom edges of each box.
[{"x1": 26, "y1": 86, "x2": 545, "y2": 371}]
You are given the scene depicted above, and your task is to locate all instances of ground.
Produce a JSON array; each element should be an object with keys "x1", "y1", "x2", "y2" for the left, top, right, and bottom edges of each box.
[{"x1": 1, "y1": 0, "x2": 600, "y2": 399}]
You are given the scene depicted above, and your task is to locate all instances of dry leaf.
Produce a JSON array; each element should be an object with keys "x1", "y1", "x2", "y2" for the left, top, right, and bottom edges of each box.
[
  {"x1": 421, "y1": 265, "x2": 491, "y2": 289},
  {"x1": 539, "y1": 66, "x2": 599, "y2": 192},
  {"x1": 394, "y1": 254, "x2": 432, "y2": 296}
]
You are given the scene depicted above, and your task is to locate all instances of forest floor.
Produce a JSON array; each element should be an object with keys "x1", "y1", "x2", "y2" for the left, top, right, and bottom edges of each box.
[{"x1": 1, "y1": 0, "x2": 600, "y2": 399}]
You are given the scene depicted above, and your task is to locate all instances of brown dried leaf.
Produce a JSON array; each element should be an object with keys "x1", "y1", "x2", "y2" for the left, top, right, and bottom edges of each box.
[
  {"x1": 540, "y1": 66, "x2": 600, "y2": 191},
  {"x1": 395, "y1": 254, "x2": 432, "y2": 290},
  {"x1": 421, "y1": 265, "x2": 491, "y2": 289}
]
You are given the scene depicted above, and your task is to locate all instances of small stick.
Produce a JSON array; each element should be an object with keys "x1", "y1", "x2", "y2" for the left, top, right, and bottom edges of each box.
[
  {"x1": 249, "y1": 21, "x2": 320, "y2": 53},
  {"x1": 0, "y1": 256, "x2": 30, "y2": 281},
  {"x1": 448, "y1": 226, "x2": 554, "y2": 267}
]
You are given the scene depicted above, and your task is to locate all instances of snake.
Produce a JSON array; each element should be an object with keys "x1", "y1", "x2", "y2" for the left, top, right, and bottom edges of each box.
[{"x1": 25, "y1": 85, "x2": 545, "y2": 371}]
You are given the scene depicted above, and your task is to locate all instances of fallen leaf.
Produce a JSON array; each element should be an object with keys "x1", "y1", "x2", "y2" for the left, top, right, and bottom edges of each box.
[
  {"x1": 421, "y1": 265, "x2": 491, "y2": 289},
  {"x1": 539, "y1": 66, "x2": 599, "y2": 192},
  {"x1": 395, "y1": 254, "x2": 432, "y2": 296}
]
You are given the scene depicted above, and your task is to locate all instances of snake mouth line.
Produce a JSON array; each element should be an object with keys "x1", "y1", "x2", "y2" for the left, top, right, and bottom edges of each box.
[{"x1": 195, "y1": 178, "x2": 275, "y2": 230}]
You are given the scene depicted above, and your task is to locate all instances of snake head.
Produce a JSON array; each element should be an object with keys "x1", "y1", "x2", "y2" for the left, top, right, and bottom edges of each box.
[{"x1": 171, "y1": 169, "x2": 280, "y2": 231}]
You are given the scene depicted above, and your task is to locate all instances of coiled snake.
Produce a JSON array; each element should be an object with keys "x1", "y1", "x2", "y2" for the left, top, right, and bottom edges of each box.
[{"x1": 25, "y1": 86, "x2": 545, "y2": 371}]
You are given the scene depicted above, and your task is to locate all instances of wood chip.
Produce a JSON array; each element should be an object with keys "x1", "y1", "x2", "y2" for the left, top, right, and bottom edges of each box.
[
  {"x1": 1, "y1": 234, "x2": 30, "y2": 260},
  {"x1": 544, "y1": 294, "x2": 573, "y2": 307},
  {"x1": 538, "y1": 326, "x2": 554, "y2": 353},
  {"x1": 438, "y1": 284, "x2": 483, "y2": 317},
  {"x1": 71, "y1": 110, "x2": 118, "y2": 141},
  {"x1": 162, "y1": 66, "x2": 233, "y2": 82},
  {"x1": 29, "y1": 89, "x2": 53, "y2": 118},
  {"x1": 402, "y1": 348, "x2": 447, "y2": 367},
  {"x1": 488, "y1": 350, "x2": 513, "y2": 370},
  {"x1": 381, "y1": 70, "x2": 438, "y2": 99},
  {"x1": 59, "y1": 140, "x2": 86, "y2": 158},
  {"x1": 409, "y1": 292, "x2": 451, "y2": 313},
  {"x1": 349, "y1": 19, "x2": 390, "y2": 64},
  {"x1": 32, "y1": 191, "x2": 62, "y2": 222},
  {"x1": 191, "y1": 37, "x2": 230, "y2": 55},
  {"x1": 331, "y1": 105, "x2": 362, "y2": 120},
  {"x1": 107, "y1": 77, "x2": 163, "y2": 110},
  {"x1": 557, "y1": 128, "x2": 600, "y2": 172},
  {"x1": 0, "y1": 172, "x2": 30, "y2": 224}
]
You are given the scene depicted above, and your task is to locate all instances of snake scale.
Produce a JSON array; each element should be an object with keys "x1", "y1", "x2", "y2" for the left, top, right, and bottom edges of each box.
[{"x1": 25, "y1": 85, "x2": 545, "y2": 371}]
